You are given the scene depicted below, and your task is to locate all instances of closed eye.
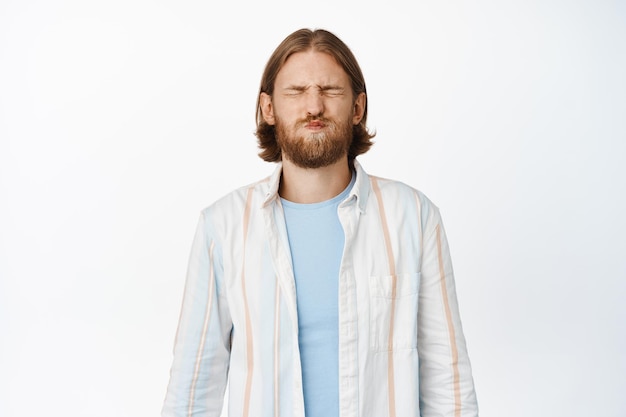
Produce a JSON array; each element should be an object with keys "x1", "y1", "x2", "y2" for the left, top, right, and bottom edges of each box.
[
  {"x1": 284, "y1": 86, "x2": 306, "y2": 96},
  {"x1": 320, "y1": 86, "x2": 345, "y2": 97}
]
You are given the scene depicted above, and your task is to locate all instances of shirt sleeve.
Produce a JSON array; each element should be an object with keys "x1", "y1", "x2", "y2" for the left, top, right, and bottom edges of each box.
[
  {"x1": 162, "y1": 211, "x2": 232, "y2": 417},
  {"x1": 417, "y1": 207, "x2": 479, "y2": 417}
]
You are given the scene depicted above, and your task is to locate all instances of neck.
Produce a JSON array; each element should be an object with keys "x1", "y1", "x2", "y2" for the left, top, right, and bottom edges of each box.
[{"x1": 279, "y1": 157, "x2": 352, "y2": 204}]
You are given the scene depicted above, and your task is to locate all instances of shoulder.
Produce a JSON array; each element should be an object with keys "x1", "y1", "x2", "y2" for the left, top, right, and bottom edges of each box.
[
  {"x1": 202, "y1": 176, "x2": 271, "y2": 216},
  {"x1": 197, "y1": 176, "x2": 272, "y2": 236},
  {"x1": 363, "y1": 171, "x2": 442, "y2": 235},
  {"x1": 367, "y1": 174, "x2": 439, "y2": 213},
  {"x1": 355, "y1": 161, "x2": 436, "y2": 211}
]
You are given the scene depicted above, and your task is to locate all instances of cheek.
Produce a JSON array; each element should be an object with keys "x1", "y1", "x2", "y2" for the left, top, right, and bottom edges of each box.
[
  {"x1": 272, "y1": 101, "x2": 298, "y2": 121},
  {"x1": 329, "y1": 103, "x2": 356, "y2": 122}
]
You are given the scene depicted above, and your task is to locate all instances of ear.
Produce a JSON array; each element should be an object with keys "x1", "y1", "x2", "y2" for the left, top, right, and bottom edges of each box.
[
  {"x1": 260, "y1": 93, "x2": 275, "y2": 125},
  {"x1": 352, "y1": 92, "x2": 366, "y2": 125}
]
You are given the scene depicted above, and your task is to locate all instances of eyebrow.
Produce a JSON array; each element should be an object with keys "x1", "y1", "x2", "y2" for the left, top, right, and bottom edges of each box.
[
  {"x1": 320, "y1": 85, "x2": 345, "y2": 92},
  {"x1": 284, "y1": 85, "x2": 307, "y2": 92}
]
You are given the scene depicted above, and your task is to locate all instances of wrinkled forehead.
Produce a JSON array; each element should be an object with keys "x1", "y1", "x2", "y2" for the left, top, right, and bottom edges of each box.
[{"x1": 274, "y1": 50, "x2": 351, "y2": 89}]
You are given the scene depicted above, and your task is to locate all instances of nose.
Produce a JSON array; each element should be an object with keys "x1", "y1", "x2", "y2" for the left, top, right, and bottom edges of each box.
[{"x1": 305, "y1": 91, "x2": 324, "y2": 117}]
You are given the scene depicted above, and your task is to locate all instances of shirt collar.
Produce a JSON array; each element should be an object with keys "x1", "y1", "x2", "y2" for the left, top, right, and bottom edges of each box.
[
  {"x1": 261, "y1": 162, "x2": 282, "y2": 207},
  {"x1": 261, "y1": 159, "x2": 371, "y2": 213},
  {"x1": 350, "y1": 159, "x2": 371, "y2": 213}
]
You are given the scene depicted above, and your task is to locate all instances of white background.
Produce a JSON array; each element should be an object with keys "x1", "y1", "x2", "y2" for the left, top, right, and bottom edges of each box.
[{"x1": 1, "y1": 1, "x2": 625, "y2": 416}]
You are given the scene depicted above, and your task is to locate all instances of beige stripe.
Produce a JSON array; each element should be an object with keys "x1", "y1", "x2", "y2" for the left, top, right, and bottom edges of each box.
[
  {"x1": 241, "y1": 187, "x2": 255, "y2": 417},
  {"x1": 188, "y1": 240, "x2": 215, "y2": 417},
  {"x1": 436, "y1": 224, "x2": 461, "y2": 417},
  {"x1": 273, "y1": 279, "x2": 281, "y2": 417},
  {"x1": 371, "y1": 177, "x2": 397, "y2": 417}
]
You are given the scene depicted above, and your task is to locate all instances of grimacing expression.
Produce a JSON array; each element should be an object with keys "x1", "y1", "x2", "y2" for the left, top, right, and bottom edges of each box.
[{"x1": 260, "y1": 50, "x2": 365, "y2": 168}]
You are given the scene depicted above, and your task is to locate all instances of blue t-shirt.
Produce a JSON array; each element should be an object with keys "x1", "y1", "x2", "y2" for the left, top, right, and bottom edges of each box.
[{"x1": 281, "y1": 174, "x2": 355, "y2": 417}]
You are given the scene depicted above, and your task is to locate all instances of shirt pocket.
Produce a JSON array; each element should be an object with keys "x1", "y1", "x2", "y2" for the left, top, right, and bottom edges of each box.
[{"x1": 369, "y1": 272, "x2": 420, "y2": 351}]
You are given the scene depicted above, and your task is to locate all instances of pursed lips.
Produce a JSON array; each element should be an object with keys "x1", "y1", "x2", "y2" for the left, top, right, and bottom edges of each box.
[{"x1": 305, "y1": 120, "x2": 325, "y2": 130}]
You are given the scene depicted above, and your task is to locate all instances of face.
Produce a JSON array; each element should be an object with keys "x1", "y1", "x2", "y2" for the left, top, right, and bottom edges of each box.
[{"x1": 260, "y1": 50, "x2": 365, "y2": 169}]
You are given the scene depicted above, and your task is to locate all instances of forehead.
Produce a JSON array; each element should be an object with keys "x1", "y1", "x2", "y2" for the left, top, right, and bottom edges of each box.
[{"x1": 275, "y1": 50, "x2": 350, "y2": 87}]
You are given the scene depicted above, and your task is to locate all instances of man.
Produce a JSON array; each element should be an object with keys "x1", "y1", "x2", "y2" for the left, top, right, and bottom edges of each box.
[{"x1": 162, "y1": 28, "x2": 478, "y2": 417}]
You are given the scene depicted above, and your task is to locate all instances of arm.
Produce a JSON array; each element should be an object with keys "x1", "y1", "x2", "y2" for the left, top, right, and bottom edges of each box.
[
  {"x1": 162, "y1": 211, "x2": 232, "y2": 417},
  {"x1": 418, "y1": 207, "x2": 478, "y2": 417}
]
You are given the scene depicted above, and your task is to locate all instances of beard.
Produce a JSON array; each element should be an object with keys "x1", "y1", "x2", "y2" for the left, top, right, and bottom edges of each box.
[{"x1": 275, "y1": 114, "x2": 353, "y2": 169}]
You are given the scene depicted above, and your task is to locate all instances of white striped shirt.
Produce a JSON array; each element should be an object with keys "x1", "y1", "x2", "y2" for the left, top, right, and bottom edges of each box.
[{"x1": 162, "y1": 160, "x2": 478, "y2": 417}]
